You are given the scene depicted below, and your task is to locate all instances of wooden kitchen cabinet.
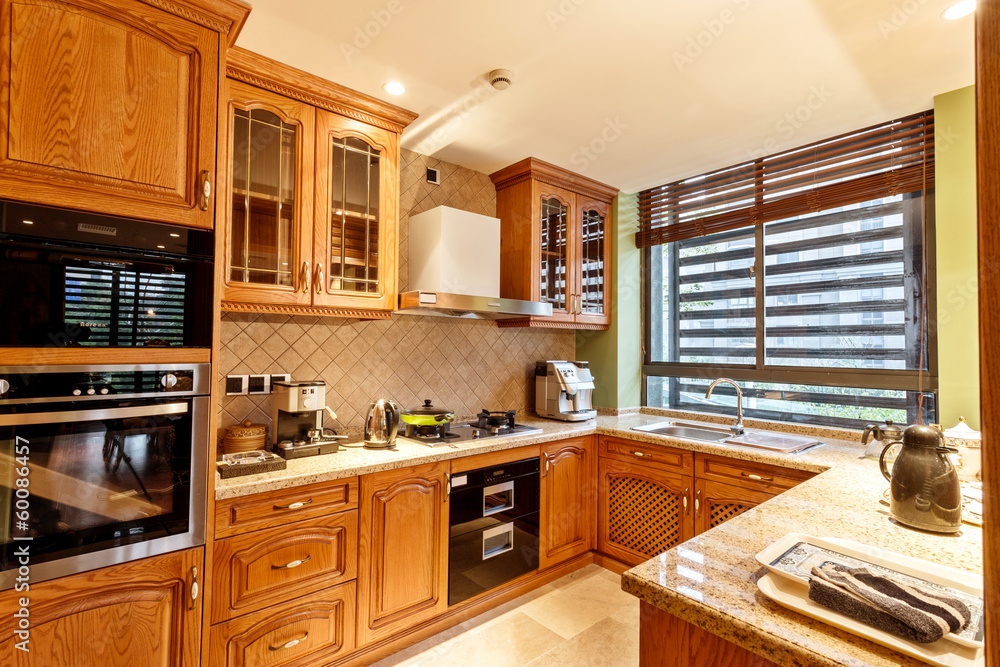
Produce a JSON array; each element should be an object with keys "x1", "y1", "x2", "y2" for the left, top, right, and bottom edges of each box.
[
  {"x1": 693, "y1": 478, "x2": 776, "y2": 535},
  {"x1": 491, "y1": 158, "x2": 618, "y2": 329},
  {"x1": 0, "y1": 0, "x2": 247, "y2": 228},
  {"x1": 539, "y1": 436, "x2": 596, "y2": 569},
  {"x1": 220, "y1": 47, "x2": 415, "y2": 318},
  {"x1": 356, "y1": 460, "x2": 450, "y2": 646},
  {"x1": 0, "y1": 547, "x2": 203, "y2": 666},
  {"x1": 209, "y1": 581, "x2": 357, "y2": 667}
]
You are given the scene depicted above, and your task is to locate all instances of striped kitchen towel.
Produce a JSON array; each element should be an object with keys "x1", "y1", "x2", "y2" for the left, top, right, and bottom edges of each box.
[{"x1": 808, "y1": 562, "x2": 971, "y2": 644}]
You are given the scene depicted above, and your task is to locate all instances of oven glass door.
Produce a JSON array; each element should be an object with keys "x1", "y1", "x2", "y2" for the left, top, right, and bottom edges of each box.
[{"x1": 0, "y1": 396, "x2": 207, "y2": 587}]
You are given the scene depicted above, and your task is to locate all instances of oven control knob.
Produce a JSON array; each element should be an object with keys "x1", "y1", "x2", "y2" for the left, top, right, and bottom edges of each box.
[
  {"x1": 99, "y1": 387, "x2": 109, "y2": 395},
  {"x1": 86, "y1": 387, "x2": 96, "y2": 395},
  {"x1": 72, "y1": 388, "x2": 82, "y2": 396},
  {"x1": 0, "y1": 379, "x2": 8, "y2": 396},
  {"x1": 161, "y1": 373, "x2": 178, "y2": 389}
]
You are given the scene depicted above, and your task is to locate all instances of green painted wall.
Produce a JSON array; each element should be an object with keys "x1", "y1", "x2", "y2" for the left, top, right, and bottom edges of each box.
[
  {"x1": 934, "y1": 86, "x2": 979, "y2": 429},
  {"x1": 576, "y1": 193, "x2": 642, "y2": 408}
]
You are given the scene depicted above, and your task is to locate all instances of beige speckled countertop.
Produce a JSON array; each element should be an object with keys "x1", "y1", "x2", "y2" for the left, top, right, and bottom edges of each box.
[{"x1": 213, "y1": 408, "x2": 983, "y2": 666}]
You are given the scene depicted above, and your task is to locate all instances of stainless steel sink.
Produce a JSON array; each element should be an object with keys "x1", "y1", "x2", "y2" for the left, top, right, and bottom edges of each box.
[{"x1": 631, "y1": 421, "x2": 732, "y2": 442}]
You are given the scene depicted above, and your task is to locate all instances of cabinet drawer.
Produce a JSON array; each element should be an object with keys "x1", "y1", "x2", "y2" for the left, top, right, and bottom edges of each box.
[
  {"x1": 212, "y1": 511, "x2": 358, "y2": 623},
  {"x1": 210, "y1": 581, "x2": 357, "y2": 667},
  {"x1": 215, "y1": 477, "x2": 358, "y2": 538},
  {"x1": 695, "y1": 454, "x2": 814, "y2": 492},
  {"x1": 599, "y1": 436, "x2": 693, "y2": 475}
]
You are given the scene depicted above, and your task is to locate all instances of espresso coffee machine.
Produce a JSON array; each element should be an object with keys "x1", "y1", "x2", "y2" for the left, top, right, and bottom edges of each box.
[
  {"x1": 271, "y1": 380, "x2": 343, "y2": 458},
  {"x1": 535, "y1": 360, "x2": 597, "y2": 422}
]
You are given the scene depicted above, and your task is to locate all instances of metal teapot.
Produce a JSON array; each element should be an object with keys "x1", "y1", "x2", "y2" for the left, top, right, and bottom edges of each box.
[
  {"x1": 879, "y1": 424, "x2": 962, "y2": 533},
  {"x1": 861, "y1": 419, "x2": 907, "y2": 461},
  {"x1": 364, "y1": 398, "x2": 401, "y2": 449}
]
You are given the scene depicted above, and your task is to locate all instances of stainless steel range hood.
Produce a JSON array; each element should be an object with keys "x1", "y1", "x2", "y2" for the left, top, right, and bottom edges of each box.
[
  {"x1": 395, "y1": 206, "x2": 551, "y2": 320},
  {"x1": 397, "y1": 290, "x2": 553, "y2": 319}
]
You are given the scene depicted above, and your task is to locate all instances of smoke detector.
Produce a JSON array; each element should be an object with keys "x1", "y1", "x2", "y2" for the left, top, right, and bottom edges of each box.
[{"x1": 488, "y1": 69, "x2": 514, "y2": 90}]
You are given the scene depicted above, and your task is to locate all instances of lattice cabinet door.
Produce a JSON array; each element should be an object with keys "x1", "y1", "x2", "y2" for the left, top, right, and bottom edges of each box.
[
  {"x1": 693, "y1": 478, "x2": 776, "y2": 535},
  {"x1": 598, "y1": 458, "x2": 694, "y2": 567}
]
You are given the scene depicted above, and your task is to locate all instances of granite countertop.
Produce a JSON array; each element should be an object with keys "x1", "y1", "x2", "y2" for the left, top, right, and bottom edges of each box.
[
  {"x1": 613, "y1": 412, "x2": 984, "y2": 667},
  {"x1": 214, "y1": 408, "x2": 984, "y2": 666}
]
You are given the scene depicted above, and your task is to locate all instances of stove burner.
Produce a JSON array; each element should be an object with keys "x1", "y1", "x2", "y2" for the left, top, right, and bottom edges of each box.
[
  {"x1": 404, "y1": 422, "x2": 456, "y2": 440},
  {"x1": 476, "y1": 409, "x2": 518, "y2": 435}
]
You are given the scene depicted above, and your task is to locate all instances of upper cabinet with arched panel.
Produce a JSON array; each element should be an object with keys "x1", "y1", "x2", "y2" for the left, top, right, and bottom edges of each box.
[
  {"x1": 491, "y1": 158, "x2": 617, "y2": 330},
  {"x1": 220, "y1": 48, "x2": 416, "y2": 318}
]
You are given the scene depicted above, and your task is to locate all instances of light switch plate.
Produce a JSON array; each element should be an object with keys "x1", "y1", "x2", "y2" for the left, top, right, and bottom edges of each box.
[
  {"x1": 225, "y1": 375, "x2": 248, "y2": 396},
  {"x1": 248, "y1": 375, "x2": 269, "y2": 395},
  {"x1": 270, "y1": 374, "x2": 290, "y2": 391}
]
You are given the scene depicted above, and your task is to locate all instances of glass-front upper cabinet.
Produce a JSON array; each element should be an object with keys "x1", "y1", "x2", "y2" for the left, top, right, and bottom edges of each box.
[
  {"x1": 222, "y1": 81, "x2": 314, "y2": 307},
  {"x1": 313, "y1": 110, "x2": 398, "y2": 312},
  {"x1": 491, "y1": 158, "x2": 616, "y2": 329}
]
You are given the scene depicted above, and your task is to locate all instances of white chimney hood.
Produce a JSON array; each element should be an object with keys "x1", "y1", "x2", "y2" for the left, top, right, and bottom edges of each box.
[{"x1": 397, "y1": 206, "x2": 552, "y2": 319}]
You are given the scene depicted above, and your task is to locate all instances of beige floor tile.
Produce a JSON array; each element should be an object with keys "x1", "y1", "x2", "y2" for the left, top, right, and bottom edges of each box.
[
  {"x1": 525, "y1": 618, "x2": 639, "y2": 667},
  {"x1": 610, "y1": 600, "x2": 641, "y2": 632},
  {"x1": 547, "y1": 563, "x2": 605, "y2": 590},
  {"x1": 391, "y1": 612, "x2": 563, "y2": 667},
  {"x1": 518, "y1": 574, "x2": 635, "y2": 640}
]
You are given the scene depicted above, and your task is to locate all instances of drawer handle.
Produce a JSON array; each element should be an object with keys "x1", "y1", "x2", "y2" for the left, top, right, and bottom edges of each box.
[
  {"x1": 272, "y1": 554, "x2": 311, "y2": 570},
  {"x1": 741, "y1": 473, "x2": 773, "y2": 482},
  {"x1": 274, "y1": 498, "x2": 313, "y2": 511},
  {"x1": 632, "y1": 451, "x2": 650, "y2": 458},
  {"x1": 269, "y1": 632, "x2": 309, "y2": 651}
]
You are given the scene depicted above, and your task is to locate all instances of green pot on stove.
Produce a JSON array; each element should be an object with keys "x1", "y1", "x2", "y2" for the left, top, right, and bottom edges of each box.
[{"x1": 401, "y1": 399, "x2": 456, "y2": 426}]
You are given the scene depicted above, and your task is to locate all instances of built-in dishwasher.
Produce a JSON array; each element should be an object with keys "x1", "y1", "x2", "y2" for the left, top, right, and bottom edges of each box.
[{"x1": 448, "y1": 457, "x2": 540, "y2": 605}]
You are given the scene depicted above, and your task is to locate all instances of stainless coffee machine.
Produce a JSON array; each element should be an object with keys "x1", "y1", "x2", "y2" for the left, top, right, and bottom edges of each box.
[
  {"x1": 272, "y1": 380, "x2": 343, "y2": 458},
  {"x1": 535, "y1": 361, "x2": 596, "y2": 422}
]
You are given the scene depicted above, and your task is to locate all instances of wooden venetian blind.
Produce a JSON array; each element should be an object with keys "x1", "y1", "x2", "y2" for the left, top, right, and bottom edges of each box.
[{"x1": 636, "y1": 111, "x2": 935, "y2": 248}]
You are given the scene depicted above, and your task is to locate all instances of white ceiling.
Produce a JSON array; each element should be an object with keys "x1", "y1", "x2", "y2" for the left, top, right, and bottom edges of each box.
[{"x1": 235, "y1": 0, "x2": 974, "y2": 194}]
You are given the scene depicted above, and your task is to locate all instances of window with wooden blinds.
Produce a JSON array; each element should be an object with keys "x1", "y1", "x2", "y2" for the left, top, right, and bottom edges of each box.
[{"x1": 636, "y1": 111, "x2": 934, "y2": 248}]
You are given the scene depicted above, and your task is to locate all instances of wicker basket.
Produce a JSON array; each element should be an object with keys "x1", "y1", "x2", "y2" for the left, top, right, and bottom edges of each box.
[{"x1": 223, "y1": 420, "x2": 267, "y2": 454}]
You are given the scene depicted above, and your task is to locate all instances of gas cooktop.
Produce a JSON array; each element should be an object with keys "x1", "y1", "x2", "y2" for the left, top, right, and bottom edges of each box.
[{"x1": 396, "y1": 422, "x2": 543, "y2": 448}]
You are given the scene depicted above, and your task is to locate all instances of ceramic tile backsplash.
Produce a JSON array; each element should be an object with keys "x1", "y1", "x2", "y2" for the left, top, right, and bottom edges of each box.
[{"x1": 218, "y1": 150, "x2": 576, "y2": 436}]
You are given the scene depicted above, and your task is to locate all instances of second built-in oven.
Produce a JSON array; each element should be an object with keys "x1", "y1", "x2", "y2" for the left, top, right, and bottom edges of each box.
[
  {"x1": 448, "y1": 457, "x2": 540, "y2": 606},
  {"x1": 0, "y1": 364, "x2": 210, "y2": 589}
]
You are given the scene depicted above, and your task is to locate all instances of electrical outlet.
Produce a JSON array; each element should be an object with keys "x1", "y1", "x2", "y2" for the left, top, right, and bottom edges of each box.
[
  {"x1": 270, "y1": 374, "x2": 290, "y2": 391},
  {"x1": 248, "y1": 374, "x2": 269, "y2": 395},
  {"x1": 225, "y1": 375, "x2": 248, "y2": 396}
]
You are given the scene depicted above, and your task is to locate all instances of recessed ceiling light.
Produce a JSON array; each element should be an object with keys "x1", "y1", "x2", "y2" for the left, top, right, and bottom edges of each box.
[
  {"x1": 383, "y1": 82, "x2": 405, "y2": 96},
  {"x1": 943, "y1": 0, "x2": 975, "y2": 20}
]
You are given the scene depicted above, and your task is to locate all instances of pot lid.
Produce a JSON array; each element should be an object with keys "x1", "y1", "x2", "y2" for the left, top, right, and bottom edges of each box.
[
  {"x1": 225, "y1": 419, "x2": 267, "y2": 437},
  {"x1": 943, "y1": 416, "x2": 981, "y2": 441},
  {"x1": 877, "y1": 419, "x2": 906, "y2": 437},
  {"x1": 404, "y1": 399, "x2": 454, "y2": 416},
  {"x1": 902, "y1": 423, "x2": 946, "y2": 448}
]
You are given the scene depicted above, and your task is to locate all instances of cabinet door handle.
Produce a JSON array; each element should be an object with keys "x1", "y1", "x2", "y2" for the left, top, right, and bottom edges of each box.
[
  {"x1": 445, "y1": 473, "x2": 450, "y2": 502},
  {"x1": 199, "y1": 170, "x2": 211, "y2": 211},
  {"x1": 578, "y1": 294, "x2": 583, "y2": 314},
  {"x1": 741, "y1": 472, "x2": 773, "y2": 482},
  {"x1": 300, "y1": 262, "x2": 311, "y2": 293},
  {"x1": 272, "y1": 554, "x2": 311, "y2": 570},
  {"x1": 189, "y1": 566, "x2": 199, "y2": 610},
  {"x1": 314, "y1": 263, "x2": 324, "y2": 294},
  {"x1": 269, "y1": 632, "x2": 309, "y2": 652},
  {"x1": 274, "y1": 498, "x2": 313, "y2": 511},
  {"x1": 683, "y1": 488, "x2": 689, "y2": 515},
  {"x1": 695, "y1": 490, "x2": 702, "y2": 517},
  {"x1": 542, "y1": 454, "x2": 550, "y2": 477}
]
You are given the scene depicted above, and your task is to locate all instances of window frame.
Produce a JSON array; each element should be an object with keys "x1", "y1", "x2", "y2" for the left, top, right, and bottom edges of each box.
[{"x1": 641, "y1": 193, "x2": 939, "y2": 426}]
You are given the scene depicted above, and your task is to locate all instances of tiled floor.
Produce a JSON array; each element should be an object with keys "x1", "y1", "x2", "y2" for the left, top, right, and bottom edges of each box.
[{"x1": 370, "y1": 564, "x2": 640, "y2": 667}]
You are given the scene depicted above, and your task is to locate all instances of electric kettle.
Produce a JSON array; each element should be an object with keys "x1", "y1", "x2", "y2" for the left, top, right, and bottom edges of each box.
[
  {"x1": 364, "y1": 398, "x2": 401, "y2": 449},
  {"x1": 861, "y1": 419, "x2": 907, "y2": 461},
  {"x1": 879, "y1": 424, "x2": 962, "y2": 533}
]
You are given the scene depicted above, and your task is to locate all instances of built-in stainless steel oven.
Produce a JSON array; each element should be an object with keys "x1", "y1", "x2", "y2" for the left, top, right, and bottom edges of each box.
[
  {"x1": 448, "y1": 457, "x2": 540, "y2": 605},
  {"x1": 0, "y1": 363, "x2": 210, "y2": 589}
]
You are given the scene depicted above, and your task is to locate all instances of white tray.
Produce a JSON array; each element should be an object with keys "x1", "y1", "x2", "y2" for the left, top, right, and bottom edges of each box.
[
  {"x1": 755, "y1": 534, "x2": 984, "y2": 650},
  {"x1": 758, "y1": 573, "x2": 984, "y2": 667}
]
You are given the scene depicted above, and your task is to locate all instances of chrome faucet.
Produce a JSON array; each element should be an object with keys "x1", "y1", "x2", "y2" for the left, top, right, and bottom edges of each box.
[{"x1": 704, "y1": 378, "x2": 745, "y2": 435}]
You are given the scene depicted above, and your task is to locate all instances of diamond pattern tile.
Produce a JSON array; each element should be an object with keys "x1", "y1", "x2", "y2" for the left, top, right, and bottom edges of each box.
[{"x1": 218, "y1": 150, "x2": 574, "y2": 434}]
